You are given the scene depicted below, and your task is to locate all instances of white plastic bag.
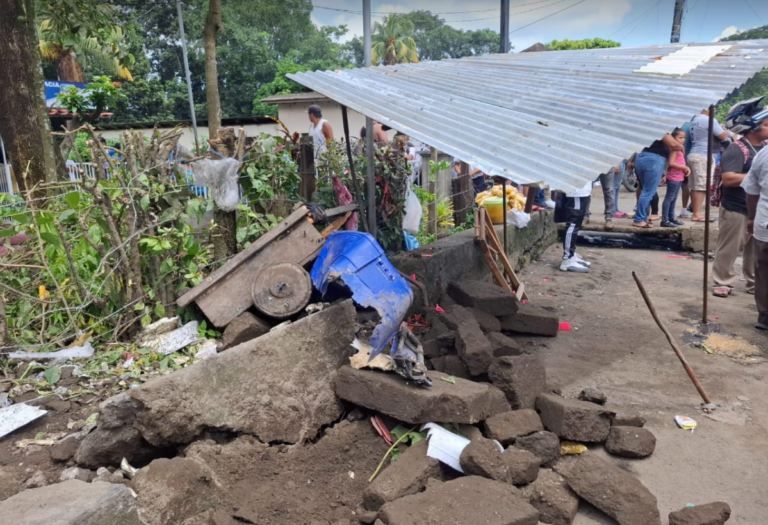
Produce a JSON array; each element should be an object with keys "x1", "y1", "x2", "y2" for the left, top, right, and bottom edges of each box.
[
  {"x1": 190, "y1": 157, "x2": 241, "y2": 211},
  {"x1": 506, "y1": 209, "x2": 531, "y2": 229},
  {"x1": 402, "y1": 181, "x2": 423, "y2": 235}
]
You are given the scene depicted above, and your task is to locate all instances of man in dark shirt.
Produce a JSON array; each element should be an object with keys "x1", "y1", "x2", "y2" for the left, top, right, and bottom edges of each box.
[{"x1": 712, "y1": 118, "x2": 768, "y2": 297}]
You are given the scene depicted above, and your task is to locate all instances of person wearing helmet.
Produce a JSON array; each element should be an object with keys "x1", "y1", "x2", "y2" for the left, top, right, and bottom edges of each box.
[
  {"x1": 711, "y1": 97, "x2": 768, "y2": 299},
  {"x1": 738, "y1": 98, "x2": 768, "y2": 330},
  {"x1": 687, "y1": 108, "x2": 732, "y2": 222}
]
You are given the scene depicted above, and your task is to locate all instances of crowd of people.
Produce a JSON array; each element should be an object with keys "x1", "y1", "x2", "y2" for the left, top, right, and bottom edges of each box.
[{"x1": 558, "y1": 96, "x2": 768, "y2": 332}]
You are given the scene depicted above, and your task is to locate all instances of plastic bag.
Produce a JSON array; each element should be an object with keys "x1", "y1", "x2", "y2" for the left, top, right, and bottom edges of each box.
[
  {"x1": 190, "y1": 157, "x2": 241, "y2": 211},
  {"x1": 506, "y1": 209, "x2": 530, "y2": 229},
  {"x1": 402, "y1": 181, "x2": 422, "y2": 235}
]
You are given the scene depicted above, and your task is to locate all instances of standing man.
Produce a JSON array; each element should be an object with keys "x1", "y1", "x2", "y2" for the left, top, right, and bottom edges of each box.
[
  {"x1": 308, "y1": 105, "x2": 333, "y2": 160},
  {"x1": 560, "y1": 180, "x2": 592, "y2": 273},
  {"x1": 469, "y1": 165, "x2": 486, "y2": 195},
  {"x1": 712, "y1": 98, "x2": 768, "y2": 298},
  {"x1": 744, "y1": 147, "x2": 768, "y2": 330},
  {"x1": 687, "y1": 108, "x2": 731, "y2": 222}
]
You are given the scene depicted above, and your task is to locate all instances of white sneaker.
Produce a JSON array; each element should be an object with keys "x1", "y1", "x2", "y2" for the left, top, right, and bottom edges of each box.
[
  {"x1": 544, "y1": 199, "x2": 556, "y2": 209},
  {"x1": 572, "y1": 253, "x2": 591, "y2": 267},
  {"x1": 561, "y1": 257, "x2": 590, "y2": 273},
  {"x1": 679, "y1": 209, "x2": 692, "y2": 218}
]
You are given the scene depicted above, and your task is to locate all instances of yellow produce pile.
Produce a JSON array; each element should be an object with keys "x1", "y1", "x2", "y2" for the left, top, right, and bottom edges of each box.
[{"x1": 475, "y1": 185, "x2": 526, "y2": 211}]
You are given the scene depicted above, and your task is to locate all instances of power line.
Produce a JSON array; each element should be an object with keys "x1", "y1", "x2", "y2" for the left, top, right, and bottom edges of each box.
[
  {"x1": 619, "y1": 0, "x2": 663, "y2": 42},
  {"x1": 743, "y1": 0, "x2": 765, "y2": 24},
  {"x1": 608, "y1": 0, "x2": 663, "y2": 39},
  {"x1": 444, "y1": 0, "x2": 574, "y2": 24},
  {"x1": 697, "y1": 0, "x2": 711, "y2": 41},
  {"x1": 510, "y1": 0, "x2": 589, "y2": 34}
]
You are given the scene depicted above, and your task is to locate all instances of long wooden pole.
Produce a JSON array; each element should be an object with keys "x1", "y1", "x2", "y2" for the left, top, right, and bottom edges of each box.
[
  {"x1": 703, "y1": 104, "x2": 714, "y2": 325},
  {"x1": 340, "y1": 105, "x2": 368, "y2": 232},
  {"x1": 633, "y1": 272, "x2": 712, "y2": 405}
]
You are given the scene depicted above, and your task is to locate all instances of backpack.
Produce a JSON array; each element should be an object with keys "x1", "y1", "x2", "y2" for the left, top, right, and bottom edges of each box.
[{"x1": 710, "y1": 140, "x2": 764, "y2": 207}]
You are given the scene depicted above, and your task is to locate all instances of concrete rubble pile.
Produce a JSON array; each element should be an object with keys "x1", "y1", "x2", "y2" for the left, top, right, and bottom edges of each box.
[{"x1": 0, "y1": 228, "x2": 733, "y2": 525}]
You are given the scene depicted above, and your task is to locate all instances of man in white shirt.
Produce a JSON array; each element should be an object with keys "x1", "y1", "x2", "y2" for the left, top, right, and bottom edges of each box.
[
  {"x1": 743, "y1": 146, "x2": 768, "y2": 330},
  {"x1": 688, "y1": 109, "x2": 731, "y2": 221}
]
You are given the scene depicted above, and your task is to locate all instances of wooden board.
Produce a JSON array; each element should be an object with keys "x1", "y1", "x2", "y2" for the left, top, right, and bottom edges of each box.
[
  {"x1": 474, "y1": 207, "x2": 529, "y2": 301},
  {"x1": 194, "y1": 220, "x2": 323, "y2": 327}
]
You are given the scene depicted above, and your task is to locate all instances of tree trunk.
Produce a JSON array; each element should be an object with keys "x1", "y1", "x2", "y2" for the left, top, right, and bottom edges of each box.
[
  {"x1": 0, "y1": 0, "x2": 61, "y2": 189},
  {"x1": 204, "y1": 0, "x2": 235, "y2": 261},
  {"x1": 57, "y1": 49, "x2": 85, "y2": 83},
  {"x1": 204, "y1": 0, "x2": 223, "y2": 138}
]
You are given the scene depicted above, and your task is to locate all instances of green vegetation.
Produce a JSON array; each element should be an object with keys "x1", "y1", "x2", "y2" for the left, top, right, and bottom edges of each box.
[{"x1": 546, "y1": 38, "x2": 620, "y2": 50}]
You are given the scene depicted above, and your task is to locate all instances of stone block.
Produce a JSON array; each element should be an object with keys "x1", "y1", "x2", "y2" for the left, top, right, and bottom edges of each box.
[
  {"x1": 220, "y1": 311, "x2": 271, "y2": 350},
  {"x1": 0, "y1": 479, "x2": 142, "y2": 525},
  {"x1": 378, "y1": 476, "x2": 539, "y2": 525},
  {"x1": 484, "y1": 409, "x2": 544, "y2": 445},
  {"x1": 454, "y1": 306, "x2": 494, "y2": 376},
  {"x1": 605, "y1": 426, "x2": 656, "y2": 458},
  {"x1": 668, "y1": 502, "x2": 731, "y2": 525},
  {"x1": 487, "y1": 332, "x2": 523, "y2": 357},
  {"x1": 335, "y1": 367, "x2": 510, "y2": 425},
  {"x1": 430, "y1": 355, "x2": 470, "y2": 380},
  {"x1": 522, "y1": 469, "x2": 579, "y2": 525},
  {"x1": 460, "y1": 437, "x2": 508, "y2": 481},
  {"x1": 554, "y1": 453, "x2": 660, "y2": 525},
  {"x1": 363, "y1": 440, "x2": 441, "y2": 511},
  {"x1": 612, "y1": 413, "x2": 646, "y2": 427},
  {"x1": 514, "y1": 431, "x2": 560, "y2": 465},
  {"x1": 504, "y1": 447, "x2": 540, "y2": 486},
  {"x1": 448, "y1": 280, "x2": 521, "y2": 316},
  {"x1": 499, "y1": 304, "x2": 559, "y2": 337},
  {"x1": 469, "y1": 308, "x2": 502, "y2": 333},
  {"x1": 489, "y1": 355, "x2": 547, "y2": 410},
  {"x1": 536, "y1": 394, "x2": 615, "y2": 443},
  {"x1": 578, "y1": 387, "x2": 606, "y2": 405}
]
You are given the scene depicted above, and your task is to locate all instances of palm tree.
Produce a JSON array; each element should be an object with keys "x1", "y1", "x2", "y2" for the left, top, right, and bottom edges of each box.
[
  {"x1": 37, "y1": 2, "x2": 133, "y2": 82},
  {"x1": 371, "y1": 15, "x2": 419, "y2": 66}
]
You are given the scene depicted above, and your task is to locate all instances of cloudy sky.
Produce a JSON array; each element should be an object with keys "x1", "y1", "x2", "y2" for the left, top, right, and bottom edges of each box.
[{"x1": 310, "y1": 0, "x2": 766, "y2": 51}]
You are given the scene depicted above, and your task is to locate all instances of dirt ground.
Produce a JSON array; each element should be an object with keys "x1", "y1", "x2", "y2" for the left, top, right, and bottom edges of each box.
[{"x1": 522, "y1": 185, "x2": 767, "y2": 523}]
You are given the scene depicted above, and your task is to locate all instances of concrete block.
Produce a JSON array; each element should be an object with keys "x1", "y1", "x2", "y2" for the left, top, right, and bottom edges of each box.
[
  {"x1": 484, "y1": 409, "x2": 544, "y2": 445},
  {"x1": 499, "y1": 304, "x2": 559, "y2": 337},
  {"x1": 536, "y1": 393, "x2": 615, "y2": 443},
  {"x1": 220, "y1": 311, "x2": 271, "y2": 350},
  {"x1": 448, "y1": 281, "x2": 520, "y2": 316},
  {"x1": 489, "y1": 355, "x2": 547, "y2": 410}
]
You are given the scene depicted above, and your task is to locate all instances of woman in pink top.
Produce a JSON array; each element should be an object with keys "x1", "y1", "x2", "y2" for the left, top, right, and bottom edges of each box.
[{"x1": 662, "y1": 128, "x2": 691, "y2": 227}]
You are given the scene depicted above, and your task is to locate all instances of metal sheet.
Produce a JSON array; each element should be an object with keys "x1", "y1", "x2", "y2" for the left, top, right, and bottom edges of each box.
[{"x1": 288, "y1": 41, "x2": 768, "y2": 193}]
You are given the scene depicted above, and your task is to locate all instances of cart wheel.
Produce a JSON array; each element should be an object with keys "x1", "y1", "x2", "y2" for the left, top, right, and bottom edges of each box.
[
  {"x1": 252, "y1": 262, "x2": 312, "y2": 319},
  {"x1": 623, "y1": 171, "x2": 638, "y2": 192}
]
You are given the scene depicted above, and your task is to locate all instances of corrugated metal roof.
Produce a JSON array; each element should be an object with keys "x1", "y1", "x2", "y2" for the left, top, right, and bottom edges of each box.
[{"x1": 288, "y1": 41, "x2": 768, "y2": 192}]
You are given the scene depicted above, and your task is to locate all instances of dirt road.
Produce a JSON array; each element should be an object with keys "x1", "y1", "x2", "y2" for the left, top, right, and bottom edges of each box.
[{"x1": 523, "y1": 234, "x2": 767, "y2": 523}]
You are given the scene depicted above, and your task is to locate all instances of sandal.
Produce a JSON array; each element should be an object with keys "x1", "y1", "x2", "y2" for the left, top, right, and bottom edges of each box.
[
  {"x1": 633, "y1": 222, "x2": 654, "y2": 229},
  {"x1": 713, "y1": 287, "x2": 731, "y2": 298}
]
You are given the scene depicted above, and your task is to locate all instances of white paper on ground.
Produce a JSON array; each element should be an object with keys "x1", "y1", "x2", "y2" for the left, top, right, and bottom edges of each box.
[
  {"x1": 0, "y1": 404, "x2": 47, "y2": 439},
  {"x1": 139, "y1": 321, "x2": 203, "y2": 355},
  {"x1": 421, "y1": 423, "x2": 504, "y2": 473},
  {"x1": 8, "y1": 341, "x2": 95, "y2": 361}
]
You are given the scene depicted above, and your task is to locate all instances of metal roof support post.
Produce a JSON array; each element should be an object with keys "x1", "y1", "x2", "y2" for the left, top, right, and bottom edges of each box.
[
  {"x1": 670, "y1": 0, "x2": 686, "y2": 43},
  {"x1": 176, "y1": 0, "x2": 200, "y2": 154},
  {"x1": 500, "y1": 0, "x2": 510, "y2": 54},
  {"x1": 363, "y1": 0, "x2": 376, "y2": 236},
  {"x1": 702, "y1": 104, "x2": 714, "y2": 325}
]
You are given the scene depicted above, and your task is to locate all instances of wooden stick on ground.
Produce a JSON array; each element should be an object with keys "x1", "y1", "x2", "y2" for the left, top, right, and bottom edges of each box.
[{"x1": 632, "y1": 271, "x2": 713, "y2": 406}]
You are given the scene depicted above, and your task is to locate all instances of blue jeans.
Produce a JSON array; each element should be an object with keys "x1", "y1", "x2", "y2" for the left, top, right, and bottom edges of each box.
[
  {"x1": 634, "y1": 152, "x2": 666, "y2": 223},
  {"x1": 662, "y1": 179, "x2": 683, "y2": 222},
  {"x1": 613, "y1": 168, "x2": 624, "y2": 213}
]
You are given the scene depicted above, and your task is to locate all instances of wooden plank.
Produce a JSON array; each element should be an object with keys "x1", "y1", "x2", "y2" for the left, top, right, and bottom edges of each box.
[
  {"x1": 321, "y1": 212, "x2": 352, "y2": 239},
  {"x1": 195, "y1": 220, "x2": 324, "y2": 327},
  {"x1": 480, "y1": 241, "x2": 513, "y2": 292},
  {"x1": 481, "y1": 207, "x2": 529, "y2": 301},
  {"x1": 177, "y1": 208, "x2": 311, "y2": 307},
  {"x1": 452, "y1": 174, "x2": 471, "y2": 226},
  {"x1": 324, "y1": 203, "x2": 358, "y2": 218},
  {"x1": 524, "y1": 185, "x2": 535, "y2": 214},
  {"x1": 299, "y1": 136, "x2": 315, "y2": 202}
]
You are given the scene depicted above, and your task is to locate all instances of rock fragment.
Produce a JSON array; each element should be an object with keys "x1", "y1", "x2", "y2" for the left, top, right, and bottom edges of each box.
[
  {"x1": 484, "y1": 409, "x2": 544, "y2": 445},
  {"x1": 220, "y1": 311, "x2": 271, "y2": 350},
  {"x1": 448, "y1": 281, "x2": 521, "y2": 316},
  {"x1": 489, "y1": 355, "x2": 547, "y2": 409},
  {"x1": 363, "y1": 440, "x2": 441, "y2": 511},
  {"x1": 578, "y1": 387, "x2": 607, "y2": 405},
  {"x1": 469, "y1": 308, "x2": 502, "y2": 333},
  {"x1": 487, "y1": 332, "x2": 523, "y2": 357},
  {"x1": 514, "y1": 431, "x2": 560, "y2": 465},
  {"x1": 612, "y1": 413, "x2": 647, "y2": 427},
  {"x1": 378, "y1": 476, "x2": 539, "y2": 525},
  {"x1": 536, "y1": 393, "x2": 615, "y2": 442},
  {"x1": 554, "y1": 453, "x2": 661, "y2": 525},
  {"x1": 522, "y1": 469, "x2": 579, "y2": 525},
  {"x1": 0, "y1": 479, "x2": 142, "y2": 525},
  {"x1": 499, "y1": 303, "x2": 559, "y2": 336},
  {"x1": 430, "y1": 355, "x2": 470, "y2": 379},
  {"x1": 668, "y1": 502, "x2": 732, "y2": 525},
  {"x1": 605, "y1": 426, "x2": 656, "y2": 458},
  {"x1": 504, "y1": 447, "x2": 540, "y2": 486},
  {"x1": 335, "y1": 367, "x2": 510, "y2": 424},
  {"x1": 459, "y1": 437, "x2": 508, "y2": 481},
  {"x1": 454, "y1": 306, "x2": 494, "y2": 376}
]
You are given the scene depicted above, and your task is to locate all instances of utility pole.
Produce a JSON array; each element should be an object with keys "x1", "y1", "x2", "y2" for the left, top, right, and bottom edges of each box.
[
  {"x1": 176, "y1": 0, "x2": 200, "y2": 153},
  {"x1": 670, "y1": 0, "x2": 686, "y2": 43},
  {"x1": 363, "y1": 0, "x2": 376, "y2": 237},
  {"x1": 500, "y1": 0, "x2": 510, "y2": 53}
]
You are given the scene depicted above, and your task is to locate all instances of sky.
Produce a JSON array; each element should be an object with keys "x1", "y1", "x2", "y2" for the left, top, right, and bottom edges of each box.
[{"x1": 309, "y1": 0, "x2": 768, "y2": 52}]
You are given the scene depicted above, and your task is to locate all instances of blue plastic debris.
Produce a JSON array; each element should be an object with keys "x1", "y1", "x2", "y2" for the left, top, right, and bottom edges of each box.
[{"x1": 311, "y1": 232, "x2": 413, "y2": 359}]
